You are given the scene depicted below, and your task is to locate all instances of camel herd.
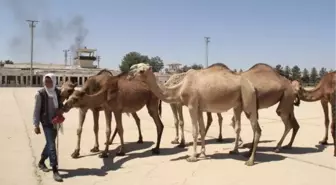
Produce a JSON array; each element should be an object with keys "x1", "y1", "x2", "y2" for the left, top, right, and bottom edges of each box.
[{"x1": 59, "y1": 63, "x2": 335, "y2": 166}]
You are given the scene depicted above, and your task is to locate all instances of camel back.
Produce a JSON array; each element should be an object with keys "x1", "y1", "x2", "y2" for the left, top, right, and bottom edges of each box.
[
  {"x1": 96, "y1": 69, "x2": 113, "y2": 76},
  {"x1": 207, "y1": 63, "x2": 234, "y2": 73}
]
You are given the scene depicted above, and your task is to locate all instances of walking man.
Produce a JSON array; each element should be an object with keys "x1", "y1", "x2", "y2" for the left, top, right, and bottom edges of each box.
[{"x1": 33, "y1": 73, "x2": 63, "y2": 182}]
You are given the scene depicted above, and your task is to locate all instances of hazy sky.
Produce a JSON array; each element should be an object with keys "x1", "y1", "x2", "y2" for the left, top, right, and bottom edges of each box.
[{"x1": 0, "y1": 0, "x2": 334, "y2": 70}]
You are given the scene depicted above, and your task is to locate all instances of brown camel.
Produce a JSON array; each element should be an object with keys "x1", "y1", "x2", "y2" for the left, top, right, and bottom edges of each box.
[
  {"x1": 163, "y1": 72, "x2": 224, "y2": 147},
  {"x1": 128, "y1": 62, "x2": 264, "y2": 165},
  {"x1": 60, "y1": 69, "x2": 149, "y2": 158},
  {"x1": 292, "y1": 71, "x2": 336, "y2": 156},
  {"x1": 62, "y1": 72, "x2": 164, "y2": 157}
]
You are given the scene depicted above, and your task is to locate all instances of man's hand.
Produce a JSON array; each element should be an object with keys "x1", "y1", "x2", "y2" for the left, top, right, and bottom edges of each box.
[{"x1": 34, "y1": 126, "x2": 41, "y2": 135}]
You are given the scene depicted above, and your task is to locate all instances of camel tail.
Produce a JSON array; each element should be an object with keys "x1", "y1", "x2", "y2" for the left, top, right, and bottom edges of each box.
[
  {"x1": 240, "y1": 77, "x2": 258, "y2": 120},
  {"x1": 158, "y1": 100, "x2": 162, "y2": 117}
]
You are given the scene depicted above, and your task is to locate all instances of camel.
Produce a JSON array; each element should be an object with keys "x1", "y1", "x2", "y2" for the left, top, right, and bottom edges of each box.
[
  {"x1": 292, "y1": 71, "x2": 336, "y2": 156},
  {"x1": 60, "y1": 69, "x2": 150, "y2": 158},
  {"x1": 164, "y1": 72, "x2": 225, "y2": 147},
  {"x1": 128, "y1": 63, "x2": 259, "y2": 165},
  {"x1": 62, "y1": 72, "x2": 164, "y2": 157}
]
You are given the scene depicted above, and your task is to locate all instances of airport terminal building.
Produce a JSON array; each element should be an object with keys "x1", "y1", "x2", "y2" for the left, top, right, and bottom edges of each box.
[{"x1": 0, "y1": 47, "x2": 170, "y2": 87}]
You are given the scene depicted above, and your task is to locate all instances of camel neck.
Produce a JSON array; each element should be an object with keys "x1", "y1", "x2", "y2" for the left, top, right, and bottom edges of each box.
[
  {"x1": 151, "y1": 81, "x2": 181, "y2": 104},
  {"x1": 298, "y1": 86, "x2": 323, "y2": 102}
]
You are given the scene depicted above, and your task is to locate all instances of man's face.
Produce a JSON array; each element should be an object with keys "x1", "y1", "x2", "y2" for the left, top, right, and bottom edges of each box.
[{"x1": 45, "y1": 77, "x2": 53, "y2": 88}]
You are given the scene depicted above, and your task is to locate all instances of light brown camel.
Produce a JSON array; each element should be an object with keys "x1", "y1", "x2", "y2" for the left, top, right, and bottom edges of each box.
[
  {"x1": 229, "y1": 64, "x2": 301, "y2": 155},
  {"x1": 128, "y1": 62, "x2": 265, "y2": 166},
  {"x1": 60, "y1": 69, "x2": 149, "y2": 158},
  {"x1": 62, "y1": 72, "x2": 164, "y2": 157},
  {"x1": 292, "y1": 71, "x2": 336, "y2": 156},
  {"x1": 164, "y1": 72, "x2": 225, "y2": 147}
]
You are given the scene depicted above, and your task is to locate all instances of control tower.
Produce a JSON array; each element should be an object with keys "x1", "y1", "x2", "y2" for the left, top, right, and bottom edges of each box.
[{"x1": 73, "y1": 47, "x2": 98, "y2": 68}]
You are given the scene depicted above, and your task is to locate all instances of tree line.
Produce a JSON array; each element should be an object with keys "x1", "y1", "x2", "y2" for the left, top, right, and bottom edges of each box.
[{"x1": 275, "y1": 64, "x2": 334, "y2": 85}]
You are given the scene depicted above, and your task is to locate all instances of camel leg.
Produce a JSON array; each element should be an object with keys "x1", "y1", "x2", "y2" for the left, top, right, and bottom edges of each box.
[
  {"x1": 319, "y1": 99, "x2": 330, "y2": 145},
  {"x1": 217, "y1": 113, "x2": 223, "y2": 142},
  {"x1": 177, "y1": 104, "x2": 186, "y2": 148},
  {"x1": 114, "y1": 111, "x2": 126, "y2": 156},
  {"x1": 330, "y1": 93, "x2": 336, "y2": 157},
  {"x1": 284, "y1": 113, "x2": 300, "y2": 148},
  {"x1": 229, "y1": 107, "x2": 242, "y2": 154},
  {"x1": 90, "y1": 108, "x2": 100, "y2": 152},
  {"x1": 147, "y1": 100, "x2": 164, "y2": 154},
  {"x1": 245, "y1": 112, "x2": 261, "y2": 166},
  {"x1": 108, "y1": 126, "x2": 118, "y2": 145},
  {"x1": 230, "y1": 116, "x2": 243, "y2": 144},
  {"x1": 186, "y1": 106, "x2": 199, "y2": 162},
  {"x1": 131, "y1": 113, "x2": 143, "y2": 143},
  {"x1": 273, "y1": 112, "x2": 293, "y2": 152},
  {"x1": 204, "y1": 112, "x2": 213, "y2": 138},
  {"x1": 198, "y1": 109, "x2": 207, "y2": 158},
  {"x1": 170, "y1": 103, "x2": 180, "y2": 144},
  {"x1": 71, "y1": 108, "x2": 87, "y2": 158},
  {"x1": 99, "y1": 109, "x2": 112, "y2": 158}
]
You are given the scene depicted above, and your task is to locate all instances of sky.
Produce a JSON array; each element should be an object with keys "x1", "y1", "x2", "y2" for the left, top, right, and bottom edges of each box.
[{"x1": 0, "y1": 0, "x2": 335, "y2": 71}]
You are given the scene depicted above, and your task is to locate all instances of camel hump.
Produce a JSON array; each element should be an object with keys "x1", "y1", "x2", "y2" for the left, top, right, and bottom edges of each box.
[{"x1": 240, "y1": 77, "x2": 258, "y2": 120}]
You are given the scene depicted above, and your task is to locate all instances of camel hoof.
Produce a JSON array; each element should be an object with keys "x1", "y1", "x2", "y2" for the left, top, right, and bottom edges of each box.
[
  {"x1": 99, "y1": 152, "x2": 109, "y2": 158},
  {"x1": 319, "y1": 140, "x2": 328, "y2": 145},
  {"x1": 171, "y1": 139, "x2": 179, "y2": 144},
  {"x1": 186, "y1": 156, "x2": 198, "y2": 162},
  {"x1": 71, "y1": 150, "x2": 80, "y2": 159},
  {"x1": 216, "y1": 137, "x2": 223, "y2": 143},
  {"x1": 244, "y1": 160, "x2": 255, "y2": 166},
  {"x1": 151, "y1": 148, "x2": 160, "y2": 155},
  {"x1": 90, "y1": 147, "x2": 100, "y2": 153},
  {"x1": 116, "y1": 151, "x2": 125, "y2": 156},
  {"x1": 137, "y1": 138, "x2": 144, "y2": 144},
  {"x1": 229, "y1": 150, "x2": 239, "y2": 155}
]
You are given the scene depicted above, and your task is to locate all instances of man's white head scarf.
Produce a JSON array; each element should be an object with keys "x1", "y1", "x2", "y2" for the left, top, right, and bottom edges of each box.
[{"x1": 43, "y1": 73, "x2": 58, "y2": 109}]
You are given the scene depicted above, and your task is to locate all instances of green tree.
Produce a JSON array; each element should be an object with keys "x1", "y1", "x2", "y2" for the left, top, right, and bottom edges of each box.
[
  {"x1": 233, "y1": 69, "x2": 237, "y2": 73},
  {"x1": 318, "y1": 67, "x2": 327, "y2": 78},
  {"x1": 329, "y1": 69, "x2": 335, "y2": 73},
  {"x1": 275, "y1": 64, "x2": 284, "y2": 75},
  {"x1": 190, "y1": 64, "x2": 203, "y2": 70},
  {"x1": 301, "y1": 68, "x2": 310, "y2": 84},
  {"x1": 239, "y1": 69, "x2": 243, "y2": 73},
  {"x1": 148, "y1": 56, "x2": 164, "y2": 72},
  {"x1": 119, "y1": 52, "x2": 164, "y2": 72},
  {"x1": 310, "y1": 67, "x2": 318, "y2": 84},
  {"x1": 284, "y1": 65, "x2": 292, "y2": 79},
  {"x1": 291, "y1": 65, "x2": 301, "y2": 80}
]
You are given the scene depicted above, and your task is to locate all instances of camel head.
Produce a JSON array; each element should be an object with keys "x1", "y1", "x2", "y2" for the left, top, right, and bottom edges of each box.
[
  {"x1": 60, "y1": 81, "x2": 77, "y2": 102},
  {"x1": 62, "y1": 90, "x2": 86, "y2": 112},
  {"x1": 128, "y1": 63, "x2": 156, "y2": 86}
]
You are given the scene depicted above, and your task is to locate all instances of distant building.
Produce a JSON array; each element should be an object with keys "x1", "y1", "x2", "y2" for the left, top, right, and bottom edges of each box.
[{"x1": 166, "y1": 62, "x2": 182, "y2": 73}]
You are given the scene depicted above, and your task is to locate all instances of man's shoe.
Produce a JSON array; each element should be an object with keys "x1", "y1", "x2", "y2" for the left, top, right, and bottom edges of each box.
[
  {"x1": 53, "y1": 171, "x2": 63, "y2": 182},
  {"x1": 38, "y1": 162, "x2": 49, "y2": 172},
  {"x1": 52, "y1": 167, "x2": 63, "y2": 182}
]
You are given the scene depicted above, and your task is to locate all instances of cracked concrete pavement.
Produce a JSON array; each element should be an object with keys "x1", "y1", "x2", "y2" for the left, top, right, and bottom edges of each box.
[{"x1": 0, "y1": 88, "x2": 335, "y2": 185}]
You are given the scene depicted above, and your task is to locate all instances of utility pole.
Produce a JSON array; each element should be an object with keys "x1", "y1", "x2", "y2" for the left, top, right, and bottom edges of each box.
[
  {"x1": 204, "y1": 37, "x2": 210, "y2": 68},
  {"x1": 97, "y1": 56, "x2": 101, "y2": 68},
  {"x1": 63, "y1": 49, "x2": 69, "y2": 66},
  {"x1": 26, "y1": 20, "x2": 38, "y2": 86}
]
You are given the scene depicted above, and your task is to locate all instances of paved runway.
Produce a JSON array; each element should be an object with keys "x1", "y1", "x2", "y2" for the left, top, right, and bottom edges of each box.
[{"x1": 1, "y1": 88, "x2": 335, "y2": 185}]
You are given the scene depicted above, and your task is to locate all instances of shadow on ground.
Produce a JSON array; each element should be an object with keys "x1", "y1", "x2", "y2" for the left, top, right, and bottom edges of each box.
[
  {"x1": 59, "y1": 141, "x2": 187, "y2": 178},
  {"x1": 169, "y1": 140, "x2": 326, "y2": 165}
]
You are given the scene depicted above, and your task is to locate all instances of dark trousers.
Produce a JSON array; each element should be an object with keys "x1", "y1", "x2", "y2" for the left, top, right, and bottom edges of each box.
[{"x1": 41, "y1": 125, "x2": 58, "y2": 168}]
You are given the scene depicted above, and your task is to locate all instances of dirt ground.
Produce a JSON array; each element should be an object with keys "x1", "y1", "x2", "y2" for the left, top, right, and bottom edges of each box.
[{"x1": 0, "y1": 88, "x2": 335, "y2": 185}]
